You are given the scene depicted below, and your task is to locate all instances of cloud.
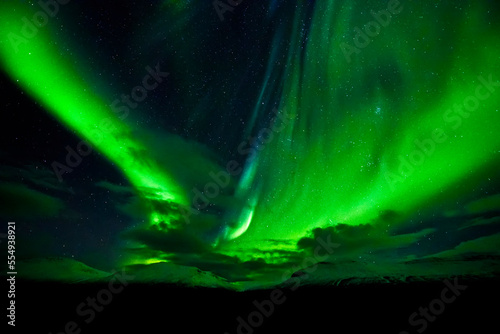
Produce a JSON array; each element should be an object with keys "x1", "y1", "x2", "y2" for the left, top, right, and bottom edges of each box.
[
  {"x1": 0, "y1": 164, "x2": 72, "y2": 193},
  {"x1": 458, "y1": 215, "x2": 500, "y2": 230},
  {"x1": 370, "y1": 209, "x2": 401, "y2": 225},
  {"x1": 441, "y1": 194, "x2": 500, "y2": 218},
  {"x1": 0, "y1": 182, "x2": 64, "y2": 218},
  {"x1": 426, "y1": 233, "x2": 500, "y2": 258},
  {"x1": 120, "y1": 208, "x2": 437, "y2": 282},
  {"x1": 120, "y1": 212, "x2": 306, "y2": 281},
  {"x1": 122, "y1": 226, "x2": 210, "y2": 254},
  {"x1": 95, "y1": 180, "x2": 134, "y2": 194},
  {"x1": 429, "y1": 194, "x2": 500, "y2": 230},
  {"x1": 297, "y1": 211, "x2": 435, "y2": 260},
  {"x1": 466, "y1": 193, "x2": 500, "y2": 214},
  {"x1": 0, "y1": 162, "x2": 73, "y2": 219},
  {"x1": 122, "y1": 237, "x2": 293, "y2": 282},
  {"x1": 161, "y1": 249, "x2": 301, "y2": 282}
]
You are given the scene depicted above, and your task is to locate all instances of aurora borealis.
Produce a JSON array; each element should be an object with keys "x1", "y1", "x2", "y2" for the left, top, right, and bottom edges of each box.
[{"x1": 1, "y1": 0, "x2": 500, "y2": 290}]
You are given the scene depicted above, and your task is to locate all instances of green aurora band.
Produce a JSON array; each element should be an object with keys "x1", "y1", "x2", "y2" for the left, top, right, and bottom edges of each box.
[
  {"x1": 0, "y1": 2, "x2": 191, "y2": 231},
  {"x1": 223, "y1": 0, "x2": 500, "y2": 256},
  {"x1": 1, "y1": 1, "x2": 499, "y2": 266}
]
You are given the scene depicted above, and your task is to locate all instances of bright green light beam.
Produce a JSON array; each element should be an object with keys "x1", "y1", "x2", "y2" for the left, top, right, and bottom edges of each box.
[{"x1": 0, "y1": 3, "x2": 188, "y2": 216}]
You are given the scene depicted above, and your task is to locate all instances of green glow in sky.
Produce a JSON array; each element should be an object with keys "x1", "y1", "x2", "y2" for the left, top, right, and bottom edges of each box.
[
  {"x1": 224, "y1": 1, "x2": 500, "y2": 253},
  {"x1": 0, "y1": 2, "x2": 189, "y2": 228},
  {"x1": 1, "y1": 1, "x2": 499, "y2": 271}
]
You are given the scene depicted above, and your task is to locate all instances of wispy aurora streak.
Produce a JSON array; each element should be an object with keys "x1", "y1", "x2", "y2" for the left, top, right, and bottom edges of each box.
[{"x1": 225, "y1": 1, "x2": 500, "y2": 250}]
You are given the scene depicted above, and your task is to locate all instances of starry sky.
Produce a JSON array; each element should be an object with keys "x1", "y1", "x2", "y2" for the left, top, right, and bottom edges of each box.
[{"x1": 0, "y1": 0, "x2": 499, "y2": 284}]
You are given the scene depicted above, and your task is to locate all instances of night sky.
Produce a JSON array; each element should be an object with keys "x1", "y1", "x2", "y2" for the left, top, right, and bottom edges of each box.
[{"x1": 1, "y1": 0, "x2": 500, "y2": 286}]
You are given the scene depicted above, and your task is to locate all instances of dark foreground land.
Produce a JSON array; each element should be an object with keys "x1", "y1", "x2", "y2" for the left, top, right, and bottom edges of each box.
[{"x1": 6, "y1": 277, "x2": 500, "y2": 333}]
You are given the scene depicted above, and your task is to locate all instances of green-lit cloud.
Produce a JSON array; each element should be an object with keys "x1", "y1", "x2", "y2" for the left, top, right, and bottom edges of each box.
[
  {"x1": 427, "y1": 233, "x2": 500, "y2": 259},
  {"x1": 297, "y1": 213, "x2": 435, "y2": 261},
  {"x1": 466, "y1": 194, "x2": 500, "y2": 215},
  {"x1": 0, "y1": 182, "x2": 64, "y2": 218}
]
